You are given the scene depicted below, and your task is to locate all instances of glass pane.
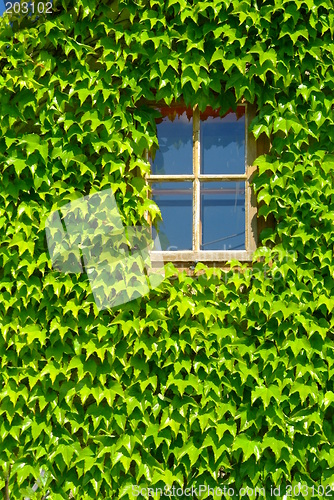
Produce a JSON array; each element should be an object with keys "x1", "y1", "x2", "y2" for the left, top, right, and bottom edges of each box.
[
  {"x1": 0, "y1": 0, "x2": 5, "y2": 15},
  {"x1": 201, "y1": 182, "x2": 245, "y2": 250},
  {"x1": 150, "y1": 106, "x2": 193, "y2": 175},
  {"x1": 200, "y1": 106, "x2": 245, "y2": 175},
  {"x1": 151, "y1": 182, "x2": 193, "y2": 251}
]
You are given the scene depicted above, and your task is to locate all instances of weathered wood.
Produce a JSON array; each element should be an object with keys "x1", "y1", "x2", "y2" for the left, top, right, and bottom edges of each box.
[
  {"x1": 246, "y1": 102, "x2": 258, "y2": 253},
  {"x1": 193, "y1": 105, "x2": 201, "y2": 252},
  {"x1": 148, "y1": 174, "x2": 247, "y2": 182},
  {"x1": 150, "y1": 250, "x2": 253, "y2": 262}
]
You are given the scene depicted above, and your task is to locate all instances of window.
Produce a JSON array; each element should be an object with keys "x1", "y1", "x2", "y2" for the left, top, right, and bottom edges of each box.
[{"x1": 148, "y1": 103, "x2": 258, "y2": 264}]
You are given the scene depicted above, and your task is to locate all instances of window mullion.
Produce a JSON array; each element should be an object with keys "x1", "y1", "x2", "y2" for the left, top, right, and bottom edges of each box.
[{"x1": 193, "y1": 105, "x2": 201, "y2": 252}]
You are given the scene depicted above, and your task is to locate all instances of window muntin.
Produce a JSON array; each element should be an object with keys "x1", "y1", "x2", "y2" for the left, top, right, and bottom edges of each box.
[{"x1": 148, "y1": 103, "x2": 256, "y2": 262}]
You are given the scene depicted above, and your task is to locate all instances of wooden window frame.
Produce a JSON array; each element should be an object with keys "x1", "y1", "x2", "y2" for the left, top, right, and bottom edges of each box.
[{"x1": 147, "y1": 102, "x2": 258, "y2": 266}]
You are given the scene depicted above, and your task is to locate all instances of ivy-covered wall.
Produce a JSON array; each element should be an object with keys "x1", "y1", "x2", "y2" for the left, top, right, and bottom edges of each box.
[{"x1": 1, "y1": 0, "x2": 334, "y2": 498}]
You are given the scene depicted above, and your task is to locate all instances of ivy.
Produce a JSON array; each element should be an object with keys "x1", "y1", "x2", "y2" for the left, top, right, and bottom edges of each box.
[{"x1": 0, "y1": 0, "x2": 334, "y2": 497}]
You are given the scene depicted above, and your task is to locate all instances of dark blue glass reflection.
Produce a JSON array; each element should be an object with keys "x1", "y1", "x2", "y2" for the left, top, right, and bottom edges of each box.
[
  {"x1": 201, "y1": 182, "x2": 245, "y2": 250},
  {"x1": 200, "y1": 109, "x2": 245, "y2": 175},
  {"x1": 151, "y1": 110, "x2": 193, "y2": 175},
  {"x1": 152, "y1": 182, "x2": 193, "y2": 250}
]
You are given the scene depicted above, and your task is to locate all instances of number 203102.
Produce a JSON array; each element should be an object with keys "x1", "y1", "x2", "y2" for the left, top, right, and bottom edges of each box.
[{"x1": 5, "y1": 2, "x2": 53, "y2": 14}]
